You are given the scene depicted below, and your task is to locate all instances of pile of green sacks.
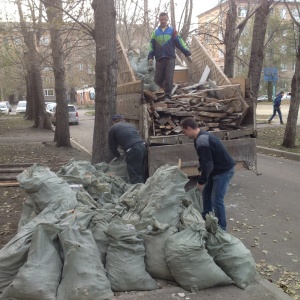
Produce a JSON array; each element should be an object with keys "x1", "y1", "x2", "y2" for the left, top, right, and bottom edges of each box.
[{"x1": 0, "y1": 156, "x2": 256, "y2": 300}]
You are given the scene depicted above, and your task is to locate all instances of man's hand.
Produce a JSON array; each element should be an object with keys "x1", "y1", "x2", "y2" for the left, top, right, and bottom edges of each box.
[
  {"x1": 148, "y1": 59, "x2": 154, "y2": 72},
  {"x1": 187, "y1": 56, "x2": 192, "y2": 63}
]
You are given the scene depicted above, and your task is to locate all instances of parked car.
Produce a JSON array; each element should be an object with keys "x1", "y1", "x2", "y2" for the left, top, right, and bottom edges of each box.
[
  {"x1": 16, "y1": 101, "x2": 27, "y2": 114},
  {"x1": 257, "y1": 95, "x2": 269, "y2": 102},
  {"x1": 52, "y1": 104, "x2": 79, "y2": 125},
  {"x1": 45, "y1": 102, "x2": 57, "y2": 123},
  {"x1": 0, "y1": 102, "x2": 10, "y2": 114},
  {"x1": 282, "y1": 92, "x2": 291, "y2": 100},
  {"x1": 5, "y1": 101, "x2": 12, "y2": 112}
]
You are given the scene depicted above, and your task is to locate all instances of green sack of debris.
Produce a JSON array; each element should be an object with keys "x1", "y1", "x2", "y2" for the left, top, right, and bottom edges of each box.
[
  {"x1": 0, "y1": 224, "x2": 62, "y2": 300},
  {"x1": 89, "y1": 215, "x2": 110, "y2": 265},
  {"x1": 57, "y1": 227, "x2": 113, "y2": 300},
  {"x1": 184, "y1": 187, "x2": 203, "y2": 214},
  {"x1": 142, "y1": 222, "x2": 177, "y2": 281},
  {"x1": 179, "y1": 199, "x2": 205, "y2": 230},
  {"x1": 105, "y1": 218, "x2": 158, "y2": 292},
  {"x1": 138, "y1": 165, "x2": 188, "y2": 226},
  {"x1": 205, "y1": 213, "x2": 257, "y2": 289},
  {"x1": 165, "y1": 223, "x2": 232, "y2": 292},
  {"x1": 17, "y1": 196, "x2": 37, "y2": 230},
  {"x1": 0, "y1": 210, "x2": 61, "y2": 292},
  {"x1": 57, "y1": 159, "x2": 97, "y2": 186},
  {"x1": 17, "y1": 164, "x2": 78, "y2": 213}
]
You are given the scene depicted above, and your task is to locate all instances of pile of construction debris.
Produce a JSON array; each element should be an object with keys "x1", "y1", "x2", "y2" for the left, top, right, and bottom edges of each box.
[{"x1": 144, "y1": 80, "x2": 248, "y2": 136}]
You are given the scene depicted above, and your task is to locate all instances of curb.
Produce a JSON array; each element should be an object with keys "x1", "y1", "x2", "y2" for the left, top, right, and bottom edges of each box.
[
  {"x1": 257, "y1": 146, "x2": 300, "y2": 161},
  {"x1": 253, "y1": 274, "x2": 293, "y2": 300}
]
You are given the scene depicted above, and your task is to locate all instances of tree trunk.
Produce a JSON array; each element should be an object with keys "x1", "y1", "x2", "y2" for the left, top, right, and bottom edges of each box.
[
  {"x1": 17, "y1": 0, "x2": 52, "y2": 130},
  {"x1": 44, "y1": 0, "x2": 71, "y2": 147},
  {"x1": 248, "y1": 0, "x2": 272, "y2": 99},
  {"x1": 170, "y1": 0, "x2": 176, "y2": 29},
  {"x1": 282, "y1": 31, "x2": 300, "y2": 148},
  {"x1": 92, "y1": 0, "x2": 117, "y2": 164},
  {"x1": 223, "y1": 0, "x2": 237, "y2": 78}
]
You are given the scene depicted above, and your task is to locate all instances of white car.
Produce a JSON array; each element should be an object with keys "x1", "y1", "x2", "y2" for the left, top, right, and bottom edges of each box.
[
  {"x1": 257, "y1": 95, "x2": 268, "y2": 102},
  {"x1": 16, "y1": 101, "x2": 27, "y2": 114},
  {"x1": 0, "y1": 102, "x2": 9, "y2": 114},
  {"x1": 52, "y1": 104, "x2": 79, "y2": 125}
]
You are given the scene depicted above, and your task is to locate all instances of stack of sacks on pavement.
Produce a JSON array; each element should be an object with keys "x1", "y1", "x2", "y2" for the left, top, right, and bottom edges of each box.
[{"x1": 0, "y1": 157, "x2": 257, "y2": 300}]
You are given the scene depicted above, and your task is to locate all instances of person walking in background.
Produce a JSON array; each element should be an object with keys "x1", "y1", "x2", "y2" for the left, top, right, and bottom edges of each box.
[
  {"x1": 148, "y1": 12, "x2": 192, "y2": 101},
  {"x1": 108, "y1": 114, "x2": 147, "y2": 184},
  {"x1": 181, "y1": 117, "x2": 235, "y2": 231},
  {"x1": 268, "y1": 91, "x2": 285, "y2": 124}
]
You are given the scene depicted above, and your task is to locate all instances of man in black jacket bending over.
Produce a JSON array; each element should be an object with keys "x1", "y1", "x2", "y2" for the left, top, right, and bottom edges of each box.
[
  {"x1": 108, "y1": 114, "x2": 147, "y2": 184},
  {"x1": 181, "y1": 117, "x2": 235, "y2": 230}
]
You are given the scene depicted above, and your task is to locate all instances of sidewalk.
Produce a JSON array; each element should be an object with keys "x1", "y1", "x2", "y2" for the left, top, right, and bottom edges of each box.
[{"x1": 113, "y1": 274, "x2": 292, "y2": 300}]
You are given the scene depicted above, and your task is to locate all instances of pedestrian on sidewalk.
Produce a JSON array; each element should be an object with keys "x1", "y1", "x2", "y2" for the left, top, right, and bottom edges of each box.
[
  {"x1": 147, "y1": 12, "x2": 192, "y2": 101},
  {"x1": 268, "y1": 91, "x2": 285, "y2": 124},
  {"x1": 181, "y1": 117, "x2": 235, "y2": 230},
  {"x1": 108, "y1": 114, "x2": 147, "y2": 184}
]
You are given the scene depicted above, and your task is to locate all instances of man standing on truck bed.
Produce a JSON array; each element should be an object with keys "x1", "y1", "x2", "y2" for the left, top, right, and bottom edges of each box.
[
  {"x1": 181, "y1": 117, "x2": 235, "y2": 231},
  {"x1": 108, "y1": 114, "x2": 147, "y2": 184},
  {"x1": 148, "y1": 12, "x2": 192, "y2": 101}
]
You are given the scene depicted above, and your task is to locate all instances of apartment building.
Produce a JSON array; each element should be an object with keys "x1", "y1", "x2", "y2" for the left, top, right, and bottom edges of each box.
[{"x1": 197, "y1": 0, "x2": 299, "y2": 93}]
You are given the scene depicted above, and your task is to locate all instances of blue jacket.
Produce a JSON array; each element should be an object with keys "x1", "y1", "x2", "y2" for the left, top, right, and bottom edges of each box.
[
  {"x1": 274, "y1": 93, "x2": 283, "y2": 107},
  {"x1": 148, "y1": 26, "x2": 191, "y2": 60}
]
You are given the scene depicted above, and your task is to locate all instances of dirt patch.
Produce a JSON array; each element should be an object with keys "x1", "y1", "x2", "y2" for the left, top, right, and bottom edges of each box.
[
  {"x1": 0, "y1": 116, "x2": 91, "y2": 249},
  {"x1": 257, "y1": 125, "x2": 300, "y2": 154}
]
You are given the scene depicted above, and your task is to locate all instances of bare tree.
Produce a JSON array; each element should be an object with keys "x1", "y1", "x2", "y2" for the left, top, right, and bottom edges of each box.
[
  {"x1": 223, "y1": 0, "x2": 255, "y2": 78},
  {"x1": 248, "y1": 0, "x2": 274, "y2": 99},
  {"x1": 43, "y1": 0, "x2": 71, "y2": 147},
  {"x1": 16, "y1": 0, "x2": 52, "y2": 129},
  {"x1": 282, "y1": 0, "x2": 300, "y2": 148},
  {"x1": 91, "y1": 0, "x2": 117, "y2": 163}
]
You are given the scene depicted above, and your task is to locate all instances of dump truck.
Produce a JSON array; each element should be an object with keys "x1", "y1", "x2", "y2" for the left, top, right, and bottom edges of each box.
[{"x1": 116, "y1": 36, "x2": 256, "y2": 176}]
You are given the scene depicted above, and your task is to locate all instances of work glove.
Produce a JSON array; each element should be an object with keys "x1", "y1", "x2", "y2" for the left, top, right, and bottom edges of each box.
[
  {"x1": 187, "y1": 56, "x2": 192, "y2": 63},
  {"x1": 148, "y1": 59, "x2": 154, "y2": 72}
]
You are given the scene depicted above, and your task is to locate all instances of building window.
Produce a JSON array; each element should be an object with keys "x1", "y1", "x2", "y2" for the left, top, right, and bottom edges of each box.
[
  {"x1": 78, "y1": 64, "x2": 83, "y2": 70},
  {"x1": 281, "y1": 63, "x2": 287, "y2": 71},
  {"x1": 44, "y1": 89, "x2": 54, "y2": 96},
  {"x1": 280, "y1": 8, "x2": 287, "y2": 19},
  {"x1": 43, "y1": 66, "x2": 53, "y2": 72},
  {"x1": 280, "y1": 45, "x2": 287, "y2": 54},
  {"x1": 293, "y1": 63, "x2": 296, "y2": 71},
  {"x1": 238, "y1": 7, "x2": 247, "y2": 18},
  {"x1": 80, "y1": 78, "x2": 84, "y2": 83},
  {"x1": 219, "y1": 50, "x2": 224, "y2": 58},
  {"x1": 282, "y1": 30, "x2": 287, "y2": 37},
  {"x1": 292, "y1": 9, "x2": 300, "y2": 21},
  {"x1": 41, "y1": 37, "x2": 50, "y2": 45}
]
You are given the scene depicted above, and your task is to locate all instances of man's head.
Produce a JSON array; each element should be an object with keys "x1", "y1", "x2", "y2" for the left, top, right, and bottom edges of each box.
[
  {"x1": 112, "y1": 114, "x2": 124, "y2": 123},
  {"x1": 159, "y1": 12, "x2": 169, "y2": 28},
  {"x1": 181, "y1": 117, "x2": 200, "y2": 139}
]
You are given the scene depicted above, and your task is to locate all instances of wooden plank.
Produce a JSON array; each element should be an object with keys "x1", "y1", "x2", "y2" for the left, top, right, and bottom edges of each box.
[
  {"x1": 0, "y1": 182, "x2": 19, "y2": 187},
  {"x1": 229, "y1": 77, "x2": 246, "y2": 98},
  {"x1": 116, "y1": 34, "x2": 136, "y2": 84},
  {"x1": 199, "y1": 65, "x2": 211, "y2": 84},
  {"x1": 117, "y1": 81, "x2": 142, "y2": 95}
]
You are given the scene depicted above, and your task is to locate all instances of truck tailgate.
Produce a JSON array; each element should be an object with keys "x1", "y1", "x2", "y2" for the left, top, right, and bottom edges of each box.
[{"x1": 148, "y1": 138, "x2": 256, "y2": 176}]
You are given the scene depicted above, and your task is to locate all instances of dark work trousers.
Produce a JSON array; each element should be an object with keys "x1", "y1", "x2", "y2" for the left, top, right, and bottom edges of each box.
[
  {"x1": 125, "y1": 142, "x2": 147, "y2": 184},
  {"x1": 268, "y1": 105, "x2": 283, "y2": 123},
  {"x1": 154, "y1": 58, "x2": 175, "y2": 98}
]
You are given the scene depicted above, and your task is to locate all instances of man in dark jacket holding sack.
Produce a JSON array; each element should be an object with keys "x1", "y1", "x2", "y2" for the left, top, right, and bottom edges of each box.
[
  {"x1": 181, "y1": 117, "x2": 235, "y2": 230},
  {"x1": 108, "y1": 114, "x2": 147, "y2": 184},
  {"x1": 268, "y1": 91, "x2": 285, "y2": 124}
]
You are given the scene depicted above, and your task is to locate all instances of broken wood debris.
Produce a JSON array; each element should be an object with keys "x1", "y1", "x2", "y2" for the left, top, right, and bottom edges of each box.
[{"x1": 144, "y1": 81, "x2": 245, "y2": 136}]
